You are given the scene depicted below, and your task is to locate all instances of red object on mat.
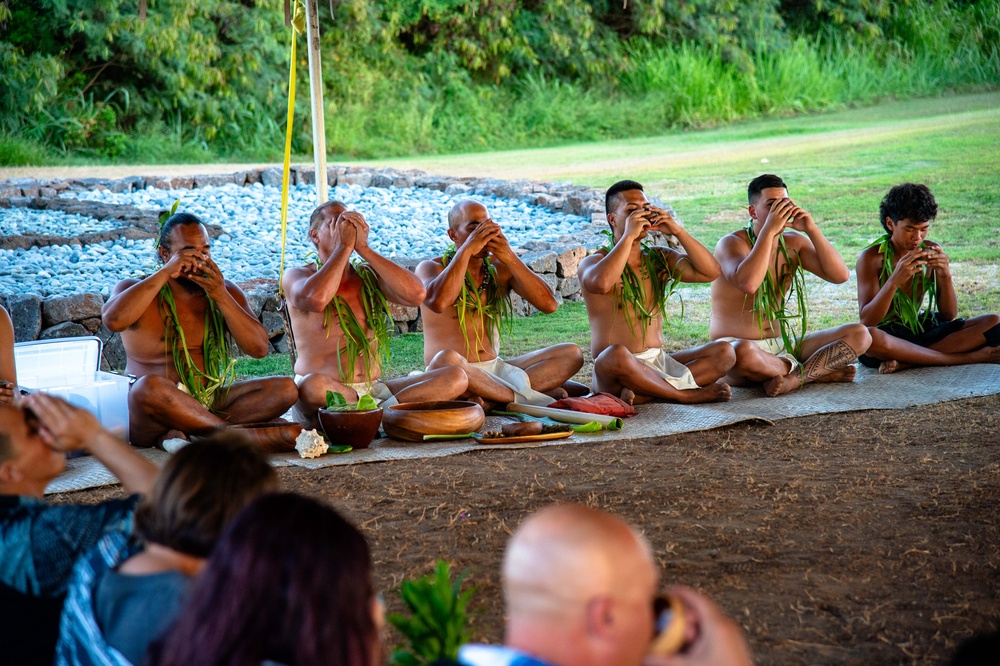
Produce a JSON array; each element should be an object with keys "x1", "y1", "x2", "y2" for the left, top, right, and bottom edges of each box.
[{"x1": 547, "y1": 392, "x2": 637, "y2": 417}]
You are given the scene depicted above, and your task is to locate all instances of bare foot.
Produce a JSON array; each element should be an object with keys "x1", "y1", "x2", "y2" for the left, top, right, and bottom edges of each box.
[
  {"x1": 986, "y1": 347, "x2": 1000, "y2": 363},
  {"x1": 679, "y1": 382, "x2": 732, "y2": 404},
  {"x1": 814, "y1": 365, "x2": 857, "y2": 383},
  {"x1": 764, "y1": 372, "x2": 800, "y2": 397},
  {"x1": 878, "y1": 360, "x2": 910, "y2": 374},
  {"x1": 545, "y1": 387, "x2": 569, "y2": 400},
  {"x1": 620, "y1": 387, "x2": 636, "y2": 405}
]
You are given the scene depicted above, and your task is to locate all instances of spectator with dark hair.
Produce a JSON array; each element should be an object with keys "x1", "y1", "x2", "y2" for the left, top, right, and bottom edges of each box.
[
  {"x1": 55, "y1": 430, "x2": 278, "y2": 665},
  {"x1": 711, "y1": 174, "x2": 871, "y2": 396},
  {"x1": 0, "y1": 393, "x2": 157, "y2": 664},
  {"x1": 856, "y1": 183, "x2": 1000, "y2": 372},
  {"x1": 102, "y1": 210, "x2": 297, "y2": 448},
  {"x1": 579, "y1": 180, "x2": 734, "y2": 404},
  {"x1": 0, "y1": 305, "x2": 15, "y2": 406},
  {"x1": 147, "y1": 492, "x2": 382, "y2": 666}
]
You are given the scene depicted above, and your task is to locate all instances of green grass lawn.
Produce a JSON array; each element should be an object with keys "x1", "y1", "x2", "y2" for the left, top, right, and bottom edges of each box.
[{"x1": 180, "y1": 92, "x2": 1000, "y2": 379}]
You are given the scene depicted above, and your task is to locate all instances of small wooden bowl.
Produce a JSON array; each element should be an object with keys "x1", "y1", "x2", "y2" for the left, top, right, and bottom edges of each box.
[
  {"x1": 229, "y1": 421, "x2": 303, "y2": 454},
  {"x1": 317, "y1": 407, "x2": 383, "y2": 450},
  {"x1": 382, "y1": 401, "x2": 486, "y2": 442}
]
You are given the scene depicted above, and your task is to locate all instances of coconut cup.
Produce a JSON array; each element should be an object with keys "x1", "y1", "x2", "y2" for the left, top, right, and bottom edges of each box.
[
  {"x1": 317, "y1": 407, "x2": 383, "y2": 450},
  {"x1": 382, "y1": 400, "x2": 486, "y2": 442},
  {"x1": 228, "y1": 421, "x2": 304, "y2": 454}
]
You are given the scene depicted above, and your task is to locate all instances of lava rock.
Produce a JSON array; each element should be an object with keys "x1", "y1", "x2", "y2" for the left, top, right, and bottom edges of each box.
[
  {"x1": 42, "y1": 292, "x2": 104, "y2": 327},
  {"x1": 40, "y1": 321, "x2": 90, "y2": 339},
  {"x1": 9, "y1": 294, "x2": 43, "y2": 341}
]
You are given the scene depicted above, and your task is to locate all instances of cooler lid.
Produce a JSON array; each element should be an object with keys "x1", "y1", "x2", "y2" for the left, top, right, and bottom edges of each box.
[{"x1": 13, "y1": 336, "x2": 104, "y2": 388}]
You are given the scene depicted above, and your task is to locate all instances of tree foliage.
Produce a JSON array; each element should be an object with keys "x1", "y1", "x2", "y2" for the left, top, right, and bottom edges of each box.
[{"x1": 0, "y1": 0, "x2": 996, "y2": 159}]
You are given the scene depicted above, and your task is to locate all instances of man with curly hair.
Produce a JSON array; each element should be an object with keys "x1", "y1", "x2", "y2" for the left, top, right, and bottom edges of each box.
[{"x1": 856, "y1": 183, "x2": 1000, "y2": 373}]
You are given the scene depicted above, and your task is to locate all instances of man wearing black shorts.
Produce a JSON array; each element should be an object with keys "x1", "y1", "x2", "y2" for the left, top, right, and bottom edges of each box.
[{"x1": 856, "y1": 183, "x2": 1000, "y2": 373}]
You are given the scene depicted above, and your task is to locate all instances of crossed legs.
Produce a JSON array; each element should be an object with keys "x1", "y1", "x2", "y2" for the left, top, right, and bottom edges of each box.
[
  {"x1": 865, "y1": 314, "x2": 1000, "y2": 374},
  {"x1": 726, "y1": 324, "x2": 871, "y2": 397},
  {"x1": 592, "y1": 342, "x2": 734, "y2": 405},
  {"x1": 129, "y1": 374, "x2": 298, "y2": 448}
]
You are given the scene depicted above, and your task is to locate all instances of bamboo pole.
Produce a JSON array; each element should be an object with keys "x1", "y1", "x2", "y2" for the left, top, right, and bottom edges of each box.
[{"x1": 304, "y1": 0, "x2": 328, "y2": 205}]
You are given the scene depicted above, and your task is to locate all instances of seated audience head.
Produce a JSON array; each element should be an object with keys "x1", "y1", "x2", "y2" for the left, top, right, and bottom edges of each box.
[
  {"x1": 0, "y1": 402, "x2": 68, "y2": 494},
  {"x1": 446, "y1": 199, "x2": 492, "y2": 250},
  {"x1": 879, "y1": 182, "x2": 938, "y2": 232},
  {"x1": 135, "y1": 430, "x2": 278, "y2": 558},
  {"x1": 149, "y1": 492, "x2": 380, "y2": 666},
  {"x1": 747, "y1": 173, "x2": 787, "y2": 205},
  {"x1": 502, "y1": 503, "x2": 659, "y2": 666}
]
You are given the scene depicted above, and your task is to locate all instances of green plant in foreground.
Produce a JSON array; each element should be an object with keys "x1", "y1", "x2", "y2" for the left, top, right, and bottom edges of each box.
[
  {"x1": 387, "y1": 560, "x2": 475, "y2": 666},
  {"x1": 324, "y1": 391, "x2": 378, "y2": 411}
]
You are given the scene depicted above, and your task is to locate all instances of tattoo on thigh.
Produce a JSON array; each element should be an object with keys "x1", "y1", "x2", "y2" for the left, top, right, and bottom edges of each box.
[{"x1": 803, "y1": 340, "x2": 856, "y2": 381}]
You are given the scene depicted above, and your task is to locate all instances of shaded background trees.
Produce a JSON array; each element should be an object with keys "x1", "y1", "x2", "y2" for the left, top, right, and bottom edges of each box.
[{"x1": 1, "y1": 0, "x2": 996, "y2": 163}]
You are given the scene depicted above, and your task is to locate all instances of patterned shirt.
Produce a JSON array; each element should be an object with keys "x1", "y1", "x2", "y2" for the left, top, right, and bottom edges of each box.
[{"x1": 0, "y1": 494, "x2": 138, "y2": 665}]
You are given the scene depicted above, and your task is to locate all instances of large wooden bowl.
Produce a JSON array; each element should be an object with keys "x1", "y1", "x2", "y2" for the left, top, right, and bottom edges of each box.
[
  {"x1": 382, "y1": 401, "x2": 486, "y2": 442},
  {"x1": 228, "y1": 421, "x2": 303, "y2": 454},
  {"x1": 318, "y1": 407, "x2": 383, "y2": 450}
]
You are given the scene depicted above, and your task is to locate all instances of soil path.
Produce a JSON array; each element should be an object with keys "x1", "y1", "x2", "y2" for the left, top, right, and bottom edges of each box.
[{"x1": 57, "y1": 394, "x2": 1000, "y2": 665}]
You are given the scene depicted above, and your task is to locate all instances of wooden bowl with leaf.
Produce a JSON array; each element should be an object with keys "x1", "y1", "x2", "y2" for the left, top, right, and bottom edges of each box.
[
  {"x1": 382, "y1": 400, "x2": 486, "y2": 442},
  {"x1": 317, "y1": 391, "x2": 383, "y2": 450}
]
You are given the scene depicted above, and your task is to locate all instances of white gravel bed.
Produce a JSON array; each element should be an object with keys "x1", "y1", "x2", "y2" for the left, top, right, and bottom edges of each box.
[
  {"x1": 0, "y1": 207, "x2": 116, "y2": 236},
  {"x1": 1, "y1": 182, "x2": 587, "y2": 298}
]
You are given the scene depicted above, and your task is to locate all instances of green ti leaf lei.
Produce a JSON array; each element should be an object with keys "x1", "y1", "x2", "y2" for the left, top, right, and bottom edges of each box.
[
  {"x1": 157, "y1": 284, "x2": 236, "y2": 411},
  {"x1": 597, "y1": 229, "x2": 683, "y2": 336},
  {"x1": 745, "y1": 222, "x2": 808, "y2": 356},
  {"x1": 441, "y1": 244, "x2": 512, "y2": 361},
  {"x1": 867, "y1": 233, "x2": 938, "y2": 334},
  {"x1": 312, "y1": 254, "x2": 393, "y2": 383}
]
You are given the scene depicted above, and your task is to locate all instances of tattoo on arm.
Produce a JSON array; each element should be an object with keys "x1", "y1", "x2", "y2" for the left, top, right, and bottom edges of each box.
[{"x1": 802, "y1": 340, "x2": 857, "y2": 382}]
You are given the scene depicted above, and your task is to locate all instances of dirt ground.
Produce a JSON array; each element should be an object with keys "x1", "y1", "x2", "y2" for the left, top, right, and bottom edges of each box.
[{"x1": 58, "y1": 394, "x2": 999, "y2": 665}]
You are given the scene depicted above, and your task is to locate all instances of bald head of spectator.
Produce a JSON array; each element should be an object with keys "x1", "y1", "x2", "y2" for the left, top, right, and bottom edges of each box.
[{"x1": 502, "y1": 503, "x2": 659, "y2": 666}]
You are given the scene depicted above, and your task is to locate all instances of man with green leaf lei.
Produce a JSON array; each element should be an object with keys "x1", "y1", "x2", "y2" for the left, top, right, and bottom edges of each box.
[
  {"x1": 283, "y1": 201, "x2": 468, "y2": 429},
  {"x1": 417, "y1": 200, "x2": 585, "y2": 407},
  {"x1": 711, "y1": 174, "x2": 871, "y2": 397},
  {"x1": 856, "y1": 183, "x2": 1000, "y2": 373},
  {"x1": 103, "y1": 212, "x2": 298, "y2": 447},
  {"x1": 579, "y1": 180, "x2": 734, "y2": 405}
]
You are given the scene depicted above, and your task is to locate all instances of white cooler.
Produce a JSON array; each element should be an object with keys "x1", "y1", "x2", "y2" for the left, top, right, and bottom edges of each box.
[{"x1": 14, "y1": 336, "x2": 131, "y2": 440}]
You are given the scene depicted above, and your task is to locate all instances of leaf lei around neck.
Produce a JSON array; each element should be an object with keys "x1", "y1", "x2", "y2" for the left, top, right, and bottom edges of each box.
[
  {"x1": 441, "y1": 244, "x2": 512, "y2": 361},
  {"x1": 867, "y1": 233, "x2": 937, "y2": 334},
  {"x1": 311, "y1": 254, "x2": 393, "y2": 383},
  {"x1": 157, "y1": 284, "x2": 236, "y2": 410},
  {"x1": 597, "y1": 229, "x2": 683, "y2": 336},
  {"x1": 745, "y1": 222, "x2": 808, "y2": 356}
]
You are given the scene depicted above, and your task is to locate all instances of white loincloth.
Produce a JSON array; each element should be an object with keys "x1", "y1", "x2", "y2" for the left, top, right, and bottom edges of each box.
[
  {"x1": 469, "y1": 357, "x2": 554, "y2": 406},
  {"x1": 633, "y1": 347, "x2": 701, "y2": 390},
  {"x1": 716, "y1": 336, "x2": 800, "y2": 374},
  {"x1": 294, "y1": 374, "x2": 398, "y2": 407}
]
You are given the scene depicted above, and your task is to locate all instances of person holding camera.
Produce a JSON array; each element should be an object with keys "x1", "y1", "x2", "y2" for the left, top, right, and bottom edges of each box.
[
  {"x1": 579, "y1": 180, "x2": 734, "y2": 405},
  {"x1": 458, "y1": 503, "x2": 753, "y2": 666}
]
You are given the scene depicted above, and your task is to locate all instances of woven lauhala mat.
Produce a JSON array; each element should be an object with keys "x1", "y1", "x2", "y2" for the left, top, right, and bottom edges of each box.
[{"x1": 45, "y1": 363, "x2": 1000, "y2": 494}]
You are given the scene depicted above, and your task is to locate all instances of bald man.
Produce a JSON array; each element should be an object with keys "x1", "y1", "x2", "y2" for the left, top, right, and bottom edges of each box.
[
  {"x1": 458, "y1": 504, "x2": 752, "y2": 666},
  {"x1": 417, "y1": 200, "x2": 585, "y2": 407}
]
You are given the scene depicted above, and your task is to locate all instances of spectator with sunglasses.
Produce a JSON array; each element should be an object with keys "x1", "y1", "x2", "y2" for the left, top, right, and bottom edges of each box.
[
  {"x1": 458, "y1": 503, "x2": 752, "y2": 666},
  {"x1": 0, "y1": 392, "x2": 157, "y2": 665}
]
